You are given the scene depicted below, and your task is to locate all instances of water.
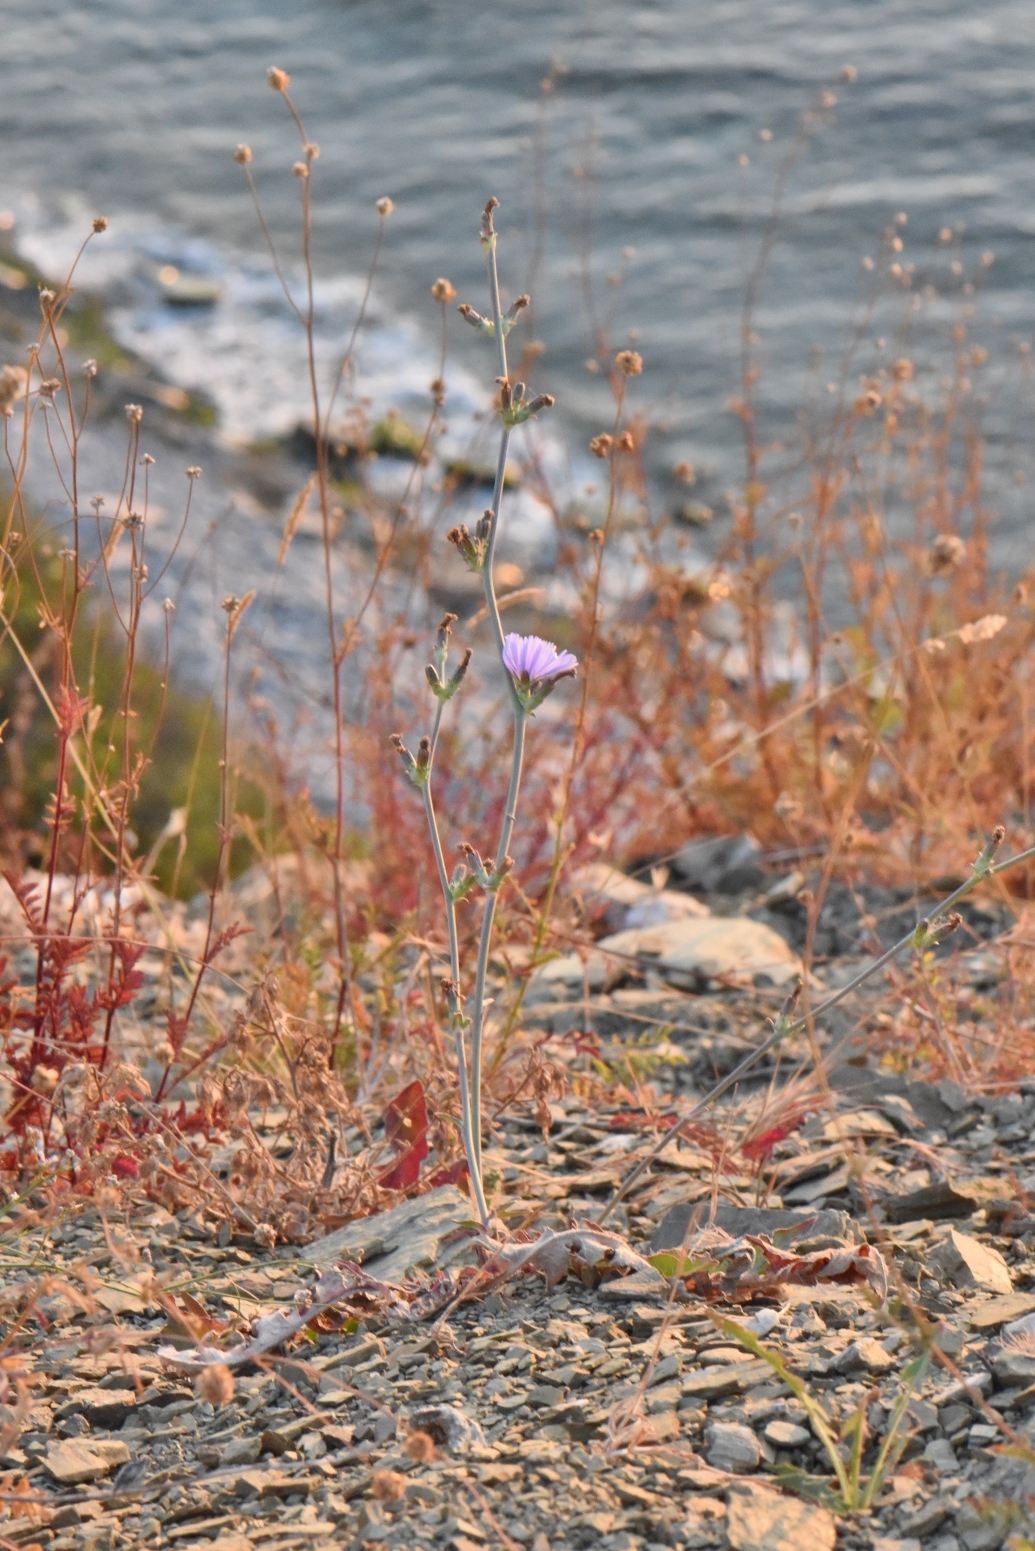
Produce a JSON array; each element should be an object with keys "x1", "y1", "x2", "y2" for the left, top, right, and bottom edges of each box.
[{"x1": 3, "y1": 0, "x2": 1035, "y2": 770}]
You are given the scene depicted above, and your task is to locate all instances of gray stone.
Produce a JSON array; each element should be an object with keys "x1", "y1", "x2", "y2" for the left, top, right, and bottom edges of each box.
[
  {"x1": 670, "y1": 834, "x2": 765, "y2": 895},
  {"x1": 992, "y1": 1349, "x2": 1035, "y2": 1388},
  {"x1": 220, "y1": 1436, "x2": 262, "y2": 1466},
  {"x1": 724, "y1": 1481, "x2": 836, "y2": 1550},
  {"x1": 302, "y1": 1184, "x2": 473, "y2": 1281},
  {"x1": 930, "y1": 1230, "x2": 1013, "y2": 1295},
  {"x1": 764, "y1": 1419, "x2": 810, "y2": 1449},
  {"x1": 596, "y1": 916, "x2": 802, "y2": 990},
  {"x1": 651, "y1": 1202, "x2": 853, "y2": 1253},
  {"x1": 834, "y1": 1339, "x2": 897, "y2": 1374},
  {"x1": 704, "y1": 1420, "x2": 762, "y2": 1473}
]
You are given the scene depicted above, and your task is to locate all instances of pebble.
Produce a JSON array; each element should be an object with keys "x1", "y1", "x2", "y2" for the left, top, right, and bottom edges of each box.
[
  {"x1": 705, "y1": 1420, "x2": 762, "y2": 1473},
  {"x1": 763, "y1": 1419, "x2": 811, "y2": 1448}
]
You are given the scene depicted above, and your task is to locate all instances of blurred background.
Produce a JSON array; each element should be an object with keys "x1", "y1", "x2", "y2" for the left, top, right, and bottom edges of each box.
[{"x1": 4, "y1": 0, "x2": 1035, "y2": 529}]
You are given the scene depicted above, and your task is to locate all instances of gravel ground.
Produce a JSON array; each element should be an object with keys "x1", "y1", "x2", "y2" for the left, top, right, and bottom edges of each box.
[{"x1": 4, "y1": 1032, "x2": 1035, "y2": 1551}]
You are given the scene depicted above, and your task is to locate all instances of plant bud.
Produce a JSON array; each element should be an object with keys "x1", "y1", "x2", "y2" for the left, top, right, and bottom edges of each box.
[
  {"x1": 267, "y1": 67, "x2": 290, "y2": 92},
  {"x1": 234, "y1": 144, "x2": 253, "y2": 164}
]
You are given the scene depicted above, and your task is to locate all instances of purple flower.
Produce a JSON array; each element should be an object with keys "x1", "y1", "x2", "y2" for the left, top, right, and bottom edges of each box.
[{"x1": 502, "y1": 633, "x2": 578, "y2": 686}]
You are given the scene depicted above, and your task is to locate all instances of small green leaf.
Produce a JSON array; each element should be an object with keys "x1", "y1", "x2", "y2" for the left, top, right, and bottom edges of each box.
[{"x1": 647, "y1": 1251, "x2": 716, "y2": 1279}]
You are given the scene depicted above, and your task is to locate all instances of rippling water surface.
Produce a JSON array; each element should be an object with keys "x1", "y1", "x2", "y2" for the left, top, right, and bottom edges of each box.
[
  {"x1": 4, "y1": 2, "x2": 1035, "y2": 482},
  {"x1": 3, "y1": 0, "x2": 1035, "y2": 767}
]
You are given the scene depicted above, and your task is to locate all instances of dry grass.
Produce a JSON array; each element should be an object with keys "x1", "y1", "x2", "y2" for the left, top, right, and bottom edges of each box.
[{"x1": 0, "y1": 71, "x2": 1032, "y2": 1242}]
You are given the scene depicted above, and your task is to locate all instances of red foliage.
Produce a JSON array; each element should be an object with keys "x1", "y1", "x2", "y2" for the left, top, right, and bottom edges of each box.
[{"x1": 379, "y1": 1079, "x2": 429, "y2": 1190}]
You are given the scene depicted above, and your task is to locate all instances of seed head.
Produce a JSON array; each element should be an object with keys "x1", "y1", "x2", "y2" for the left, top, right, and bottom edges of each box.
[
  {"x1": 267, "y1": 67, "x2": 290, "y2": 92},
  {"x1": 927, "y1": 534, "x2": 966, "y2": 575},
  {"x1": 371, "y1": 1470, "x2": 406, "y2": 1502},
  {"x1": 376, "y1": 196, "x2": 395, "y2": 217},
  {"x1": 234, "y1": 144, "x2": 253, "y2": 164},
  {"x1": 405, "y1": 1430, "x2": 437, "y2": 1463},
  {"x1": 125, "y1": 403, "x2": 144, "y2": 424},
  {"x1": 254, "y1": 1222, "x2": 277, "y2": 1249},
  {"x1": 0, "y1": 365, "x2": 28, "y2": 416},
  {"x1": 84, "y1": 358, "x2": 98, "y2": 378},
  {"x1": 589, "y1": 434, "x2": 613, "y2": 459},
  {"x1": 614, "y1": 349, "x2": 643, "y2": 377},
  {"x1": 154, "y1": 1039, "x2": 175, "y2": 1066},
  {"x1": 196, "y1": 1363, "x2": 235, "y2": 1408},
  {"x1": 617, "y1": 430, "x2": 635, "y2": 451},
  {"x1": 30, "y1": 1065, "x2": 60, "y2": 1095},
  {"x1": 186, "y1": 465, "x2": 202, "y2": 479},
  {"x1": 292, "y1": 162, "x2": 309, "y2": 179},
  {"x1": 431, "y1": 277, "x2": 456, "y2": 304},
  {"x1": 92, "y1": 216, "x2": 108, "y2": 233}
]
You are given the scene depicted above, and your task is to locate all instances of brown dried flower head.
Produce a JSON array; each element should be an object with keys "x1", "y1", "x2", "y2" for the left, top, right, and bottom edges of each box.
[
  {"x1": 431, "y1": 278, "x2": 456, "y2": 304},
  {"x1": 614, "y1": 349, "x2": 643, "y2": 377},
  {"x1": 372, "y1": 1469, "x2": 407, "y2": 1502},
  {"x1": 589, "y1": 433, "x2": 613, "y2": 459},
  {"x1": 928, "y1": 533, "x2": 966, "y2": 575},
  {"x1": 30, "y1": 1065, "x2": 59, "y2": 1095},
  {"x1": 92, "y1": 216, "x2": 108, "y2": 233},
  {"x1": 376, "y1": 197, "x2": 395, "y2": 217},
  {"x1": 125, "y1": 403, "x2": 144, "y2": 424},
  {"x1": 0, "y1": 365, "x2": 28, "y2": 416},
  {"x1": 196, "y1": 1363, "x2": 235, "y2": 1408},
  {"x1": 404, "y1": 1429, "x2": 437, "y2": 1463},
  {"x1": 292, "y1": 162, "x2": 309, "y2": 179},
  {"x1": 267, "y1": 67, "x2": 290, "y2": 92},
  {"x1": 234, "y1": 144, "x2": 253, "y2": 164}
]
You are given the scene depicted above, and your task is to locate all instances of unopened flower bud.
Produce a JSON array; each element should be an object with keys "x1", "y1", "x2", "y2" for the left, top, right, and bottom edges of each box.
[
  {"x1": 480, "y1": 196, "x2": 499, "y2": 251},
  {"x1": 267, "y1": 67, "x2": 290, "y2": 92}
]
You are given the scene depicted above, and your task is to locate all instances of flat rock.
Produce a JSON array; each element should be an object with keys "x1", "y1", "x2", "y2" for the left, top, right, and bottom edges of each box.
[
  {"x1": 44, "y1": 1439, "x2": 131, "y2": 1485},
  {"x1": 302, "y1": 1183, "x2": 473, "y2": 1281},
  {"x1": 969, "y1": 1292, "x2": 1035, "y2": 1330},
  {"x1": 574, "y1": 861, "x2": 711, "y2": 927},
  {"x1": 220, "y1": 1436, "x2": 262, "y2": 1466},
  {"x1": 931, "y1": 1228, "x2": 1013, "y2": 1295},
  {"x1": 834, "y1": 1338, "x2": 897, "y2": 1374},
  {"x1": 598, "y1": 916, "x2": 802, "y2": 989},
  {"x1": 764, "y1": 1419, "x2": 811, "y2": 1448},
  {"x1": 54, "y1": 1385, "x2": 137, "y2": 1427},
  {"x1": 681, "y1": 1360, "x2": 774, "y2": 1401},
  {"x1": 991, "y1": 1349, "x2": 1035, "y2": 1388},
  {"x1": 704, "y1": 1420, "x2": 761, "y2": 1473},
  {"x1": 670, "y1": 833, "x2": 765, "y2": 895},
  {"x1": 651, "y1": 1202, "x2": 853, "y2": 1252},
  {"x1": 725, "y1": 1482, "x2": 836, "y2": 1551},
  {"x1": 887, "y1": 1172, "x2": 993, "y2": 1222}
]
